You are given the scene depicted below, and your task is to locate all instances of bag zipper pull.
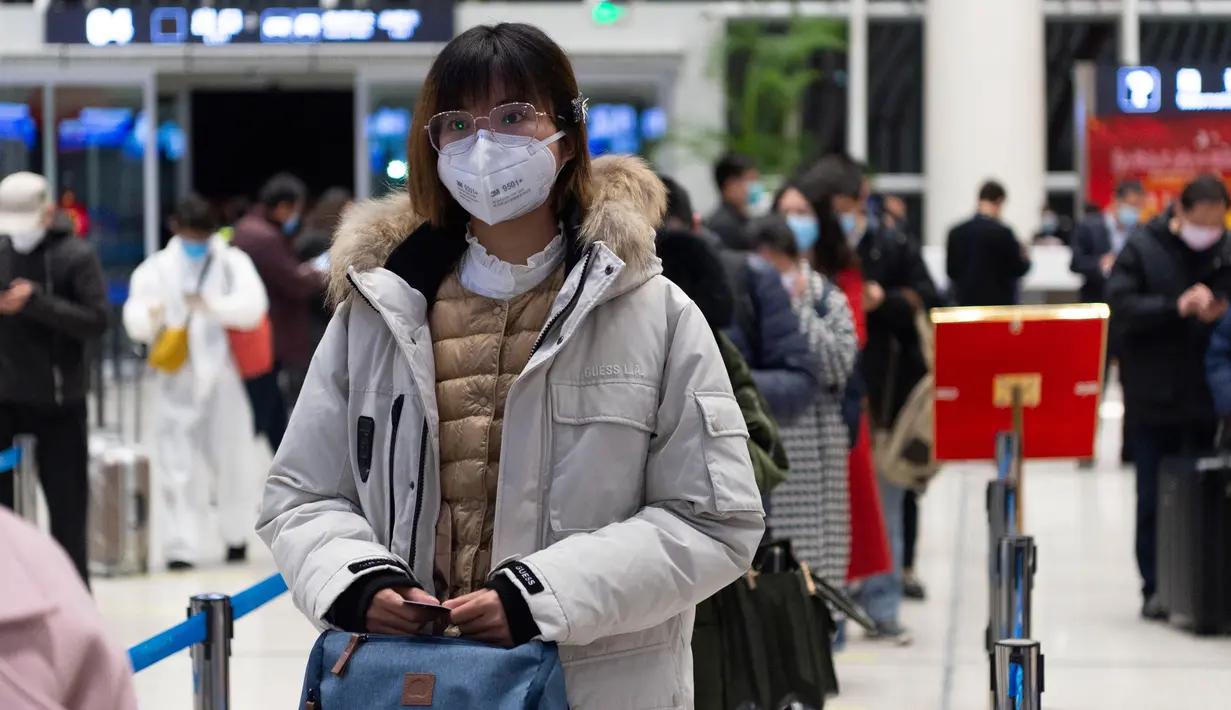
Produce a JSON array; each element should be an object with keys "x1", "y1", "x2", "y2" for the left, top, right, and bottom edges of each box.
[
  {"x1": 305, "y1": 689, "x2": 319, "y2": 710},
  {"x1": 331, "y1": 633, "x2": 367, "y2": 677}
]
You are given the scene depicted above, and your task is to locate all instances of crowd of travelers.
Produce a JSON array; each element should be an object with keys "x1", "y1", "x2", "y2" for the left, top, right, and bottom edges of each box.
[{"x1": 5, "y1": 19, "x2": 1231, "y2": 710}]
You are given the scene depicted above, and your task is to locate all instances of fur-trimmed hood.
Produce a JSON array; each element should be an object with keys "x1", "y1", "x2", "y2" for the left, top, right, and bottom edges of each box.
[{"x1": 327, "y1": 154, "x2": 667, "y2": 306}]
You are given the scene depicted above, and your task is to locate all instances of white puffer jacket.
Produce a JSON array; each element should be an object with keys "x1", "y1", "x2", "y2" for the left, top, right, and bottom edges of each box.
[{"x1": 257, "y1": 155, "x2": 765, "y2": 710}]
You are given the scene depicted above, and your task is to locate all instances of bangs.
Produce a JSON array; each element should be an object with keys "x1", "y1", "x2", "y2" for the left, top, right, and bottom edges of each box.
[{"x1": 429, "y1": 26, "x2": 567, "y2": 118}]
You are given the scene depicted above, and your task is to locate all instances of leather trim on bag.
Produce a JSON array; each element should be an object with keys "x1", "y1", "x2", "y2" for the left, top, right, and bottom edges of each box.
[{"x1": 402, "y1": 673, "x2": 435, "y2": 706}]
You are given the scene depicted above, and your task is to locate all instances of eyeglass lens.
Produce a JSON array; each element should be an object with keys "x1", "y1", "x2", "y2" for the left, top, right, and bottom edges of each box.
[{"x1": 429, "y1": 102, "x2": 540, "y2": 154}]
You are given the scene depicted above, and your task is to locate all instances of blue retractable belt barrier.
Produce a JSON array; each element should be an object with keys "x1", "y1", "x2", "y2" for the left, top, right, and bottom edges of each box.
[
  {"x1": 127, "y1": 572, "x2": 288, "y2": 673},
  {"x1": 231, "y1": 572, "x2": 289, "y2": 621},
  {"x1": 128, "y1": 612, "x2": 208, "y2": 673},
  {"x1": 0, "y1": 447, "x2": 21, "y2": 474}
]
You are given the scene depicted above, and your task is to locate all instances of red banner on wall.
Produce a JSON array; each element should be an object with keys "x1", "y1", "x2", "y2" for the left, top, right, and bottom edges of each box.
[{"x1": 1086, "y1": 114, "x2": 1231, "y2": 217}]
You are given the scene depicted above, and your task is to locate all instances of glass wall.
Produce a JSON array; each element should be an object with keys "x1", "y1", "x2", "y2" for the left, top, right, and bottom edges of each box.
[
  {"x1": 366, "y1": 85, "x2": 417, "y2": 198},
  {"x1": 54, "y1": 85, "x2": 148, "y2": 277}
]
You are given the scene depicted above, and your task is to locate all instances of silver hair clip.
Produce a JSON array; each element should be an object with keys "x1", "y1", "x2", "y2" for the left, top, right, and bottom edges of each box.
[{"x1": 572, "y1": 94, "x2": 589, "y2": 124}]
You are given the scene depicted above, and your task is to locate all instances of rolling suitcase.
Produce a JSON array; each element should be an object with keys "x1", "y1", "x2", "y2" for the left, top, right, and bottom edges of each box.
[
  {"x1": 88, "y1": 436, "x2": 150, "y2": 577},
  {"x1": 1157, "y1": 453, "x2": 1231, "y2": 635},
  {"x1": 87, "y1": 346, "x2": 151, "y2": 578}
]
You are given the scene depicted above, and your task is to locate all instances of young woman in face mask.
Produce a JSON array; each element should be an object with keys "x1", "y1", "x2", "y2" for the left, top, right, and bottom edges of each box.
[
  {"x1": 257, "y1": 23, "x2": 763, "y2": 708},
  {"x1": 749, "y1": 214, "x2": 858, "y2": 590},
  {"x1": 122, "y1": 194, "x2": 269, "y2": 570}
]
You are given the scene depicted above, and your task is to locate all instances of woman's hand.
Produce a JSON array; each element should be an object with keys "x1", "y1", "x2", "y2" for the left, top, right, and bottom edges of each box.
[
  {"x1": 366, "y1": 587, "x2": 442, "y2": 635},
  {"x1": 444, "y1": 589, "x2": 513, "y2": 647}
]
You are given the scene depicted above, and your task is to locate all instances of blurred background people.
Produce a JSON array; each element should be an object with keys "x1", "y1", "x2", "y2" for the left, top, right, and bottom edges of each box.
[
  {"x1": 946, "y1": 180, "x2": 1032, "y2": 306},
  {"x1": 0, "y1": 507, "x2": 139, "y2": 710},
  {"x1": 1071, "y1": 179, "x2": 1146, "y2": 467},
  {"x1": 58, "y1": 188, "x2": 90, "y2": 239},
  {"x1": 1106, "y1": 174, "x2": 1231, "y2": 622},
  {"x1": 881, "y1": 194, "x2": 913, "y2": 240},
  {"x1": 664, "y1": 173, "x2": 819, "y2": 427},
  {"x1": 775, "y1": 166, "x2": 898, "y2": 644},
  {"x1": 294, "y1": 187, "x2": 353, "y2": 356},
  {"x1": 232, "y1": 174, "x2": 325, "y2": 446},
  {"x1": 705, "y1": 152, "x2": 762, "y2": 251},
  {"x1": 1033, "y1": 203, "x2": 1071, "y2": 245},
  {"x1": 294, "y1": 186, "x2": 352, "y2": 263},
  {"x1": 122, "y1": 194, "x2": 269, "y2": 570},
  {"x1": 1072, "y1": 180, "x2": 1145, "y2": 305},
  {"x1": 799, "y1": 153, "x2": 941, "y2": 640},
  {"x1": 751, "y1": 214, "x2": 858, "y2": 588},
  {"x1": 0, "y1": 171, "x2": 108, "y2": 586}
]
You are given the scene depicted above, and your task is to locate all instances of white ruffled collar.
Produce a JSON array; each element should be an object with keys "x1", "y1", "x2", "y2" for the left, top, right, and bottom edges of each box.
[{"x1": 458, "y1": 226, "x2": 565, "y2": 301}]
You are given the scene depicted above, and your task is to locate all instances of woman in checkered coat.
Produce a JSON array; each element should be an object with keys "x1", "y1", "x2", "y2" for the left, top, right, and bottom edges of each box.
[{"x1": 751, "y1": 215, "x2": 858, "y2": 585}]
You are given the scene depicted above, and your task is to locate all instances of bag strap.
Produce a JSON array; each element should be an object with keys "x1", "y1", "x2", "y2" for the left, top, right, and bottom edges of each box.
[{"x1": 195, "y1": 251, "x2": 214, "y2": 293}]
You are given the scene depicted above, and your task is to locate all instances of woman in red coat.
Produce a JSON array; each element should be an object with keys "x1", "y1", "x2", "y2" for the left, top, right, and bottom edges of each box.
[{"x1": 775, "y1": 183, "x2": 892, "y2": 588}]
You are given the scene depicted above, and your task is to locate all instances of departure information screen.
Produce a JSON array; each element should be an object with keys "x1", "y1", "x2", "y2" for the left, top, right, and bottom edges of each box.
[{"x1": 44, "y1": 4, "x2": 455, "y2": 46}]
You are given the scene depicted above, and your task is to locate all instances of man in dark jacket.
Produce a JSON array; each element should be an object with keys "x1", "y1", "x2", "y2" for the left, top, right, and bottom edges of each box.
[
  {"x1": 232, "y1": 173, "x2": 326, "y2": 444},
  {"x1": 1071, "y1": 180, "x2": 1146, "y2": 304},
  {"x1": 1071, "y1": 179, "x2": 1146, "y2": 467},
  {"x1": 704, "y1": 153, "x2": 762, "y2": 251},
  {"x1": 946, "y1": 180, "x2": 1032, "y2": 306},
  {"x1": 0, "y1": 172, "x2": 108, "y2": 585},
  {"x1": 1106, "y1": 175, "x2": 1231, "y2": 621},
  {"x1": 661, "y1": 174, "x2": 819, "y2": 423}
]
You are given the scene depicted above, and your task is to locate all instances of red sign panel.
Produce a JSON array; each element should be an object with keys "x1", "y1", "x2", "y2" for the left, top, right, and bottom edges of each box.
[
  {"x1": 1087, "y1": 113, "x2": 1231, "y2": 218},
  {"x1": 933, "y1": 305, "x2": 1108, "y2": 461}
]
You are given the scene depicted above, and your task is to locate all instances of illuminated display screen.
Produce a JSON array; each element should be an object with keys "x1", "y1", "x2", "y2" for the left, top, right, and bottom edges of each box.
[
  {"x1": 0, "y1": 103, "x2": 38, "y2": 149},
  {"x1": 45, "y1": 4, "x2": 454, "y2": 46},
  {"x1": 1101, "y1": 64, "x2": 1231, "y2": 115}
]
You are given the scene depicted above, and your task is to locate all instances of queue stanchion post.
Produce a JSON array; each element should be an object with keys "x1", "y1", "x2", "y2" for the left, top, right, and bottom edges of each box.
[
  {"x1": 13, "y1": 434, "x2": 39, "y2": 525},
  {"x1": 985, "y1": 477, "x2": 1012, "y2": 652},
  {"x1": 189, "y1": 594, "x2": 233, "y2": 710},
  {"x1": 992, "y1": 638, "x2": 1044, "y2": 710},
  {"x1": 996, "y1": 535, "x2": 1037, "y2": 642}
]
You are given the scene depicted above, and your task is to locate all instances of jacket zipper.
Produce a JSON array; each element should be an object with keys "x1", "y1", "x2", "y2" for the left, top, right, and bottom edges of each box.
[
  {"x1": 408, "y1": 418, "x2": 428, "y2": 569},
  {"x1": 388, "y1": 395, "x2": 405, "y2": 547},
  {"x1": 346, "y1": 272, "x2": 377, "y2": 311},
  {"x1": 530, "y1": 247, "x2": 596, "y2": 356}
]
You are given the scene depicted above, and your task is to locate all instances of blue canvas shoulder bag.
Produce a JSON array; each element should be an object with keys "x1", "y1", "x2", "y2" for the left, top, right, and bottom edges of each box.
[{"x1": 300, "y1": 631, "x2": 569, "y2": 709}]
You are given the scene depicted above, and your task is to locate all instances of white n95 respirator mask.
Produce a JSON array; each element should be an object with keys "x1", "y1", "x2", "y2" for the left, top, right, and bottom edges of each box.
[{"x1": 437, "y1": 129, "x2": 565, "y2": 226}]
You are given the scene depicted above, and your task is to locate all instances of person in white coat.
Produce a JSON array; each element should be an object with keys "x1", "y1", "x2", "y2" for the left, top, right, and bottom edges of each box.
[{"x1": 123, "y1": 194, "x2": 268, "y2": 569}]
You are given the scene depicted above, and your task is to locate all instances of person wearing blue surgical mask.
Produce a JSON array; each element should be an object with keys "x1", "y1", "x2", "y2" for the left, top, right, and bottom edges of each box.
[
  {"x1": 122, "y1": 194, "x2": 270, "y2": 571},
  {"x1": 1070, "y1": 179, "x2": 1148, "y2": 469},
  {"x1": 705, "y1": 153, "x2": 762, "y2": 250},
  {"x1": 231, "y1": 173, "x2": 326, "y2": 416}
]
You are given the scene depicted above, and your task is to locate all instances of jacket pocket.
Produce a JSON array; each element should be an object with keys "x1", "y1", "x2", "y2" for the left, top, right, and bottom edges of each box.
[
  {"x1": 559, "y1": 625, "x2": 683, "y2": 710},
  {"x1": 548, "y1": 382, "x2": 658, "y2": 533},
  {"x1": 694, "y1": 392, "x2": 760, "y2": 513}
]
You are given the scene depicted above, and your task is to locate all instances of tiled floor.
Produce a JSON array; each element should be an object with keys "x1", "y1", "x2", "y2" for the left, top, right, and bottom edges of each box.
[{"x1": 91, "y1": 387, "x2": 1231, "y2": 709}]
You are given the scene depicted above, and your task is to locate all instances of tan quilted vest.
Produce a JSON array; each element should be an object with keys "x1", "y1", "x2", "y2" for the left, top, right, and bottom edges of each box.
[{"x1": 429, "y1": 264, "x2": 565, "y2": 598}]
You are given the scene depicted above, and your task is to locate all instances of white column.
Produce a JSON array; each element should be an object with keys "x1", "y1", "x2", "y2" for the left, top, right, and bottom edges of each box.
[
  {"x1": 924, "y1": 0, "x2": 1046, "y2": 245},
  {"x1": 142, "y1": 75, "x2": 159, "y2": 260},
  {"x1": 1120, "y1": 0, "x2": 1141, "y2": 65},
  {"x1": 846, "y1": 0, "x2": 869, "y2": 162}
]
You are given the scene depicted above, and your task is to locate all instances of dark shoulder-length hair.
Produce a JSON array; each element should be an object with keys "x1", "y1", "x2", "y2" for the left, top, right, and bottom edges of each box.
[
  {"x1": 406, "y1": 23, "x2": 593, "y2": 226},
  {"x1": 772, "y1": 173, "x2": 855, "y2": 278}
]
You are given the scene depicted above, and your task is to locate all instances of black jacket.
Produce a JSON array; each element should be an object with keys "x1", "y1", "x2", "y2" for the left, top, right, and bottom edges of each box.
[
  {"x1": 693, "y1": 228, "x2": 819, "y2": 424},
  {"x1": 704, "y1": 202, "x2": 754, "y2": 251},
  {"x1": 1069, "y1": 212, "x2": 1119, "y2": 303},
  {"x1": 0, "y1": 227, "x2": 108, "y2": 406},
  {"x1": 945, "y1": 214, "x2": 1031, "y2": 306},
  {"x1": 1106, "y1": 217, "x2": 1231, "y2": 426},
  {"x1": 857, "y1": 222, "x2": 942, "y2": 429}
]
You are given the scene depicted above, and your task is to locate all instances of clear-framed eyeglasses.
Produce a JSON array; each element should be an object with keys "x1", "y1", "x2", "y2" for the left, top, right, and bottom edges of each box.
[{"x1": 427, "y1": 102, "x2": 565, "y2": 156}]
